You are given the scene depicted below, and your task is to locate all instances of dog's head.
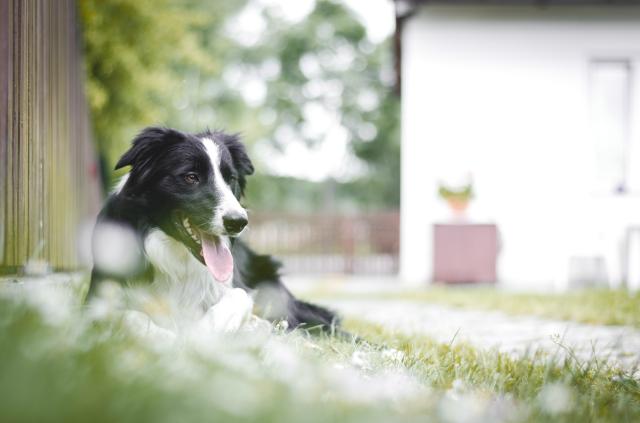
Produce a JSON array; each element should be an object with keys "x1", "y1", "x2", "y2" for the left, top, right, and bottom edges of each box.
[{"x1": 115, "y1": 126, "x2": 254, "y2": 282}]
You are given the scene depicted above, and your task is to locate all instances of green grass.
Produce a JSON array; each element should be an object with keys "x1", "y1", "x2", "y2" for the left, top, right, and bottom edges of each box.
[
  {"x1": 0, "y1": 292, "x2": 639, "y2": 423},
  {"x1": 304, "y1": 286, "x2": 640, "y2": 328},
  {"x1": 345, "y1": 318, "x2": 640, "y2": 422}
]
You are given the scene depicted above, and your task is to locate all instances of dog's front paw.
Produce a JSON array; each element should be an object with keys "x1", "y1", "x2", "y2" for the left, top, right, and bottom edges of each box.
[{"x1": 199, "y1": 288, "x2": 254, "y2": 334}]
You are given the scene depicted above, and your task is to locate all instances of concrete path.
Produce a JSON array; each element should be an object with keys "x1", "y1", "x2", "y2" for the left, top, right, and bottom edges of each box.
[{"x1": 320, "y1": 298, "x2": 640, "y2": 372}]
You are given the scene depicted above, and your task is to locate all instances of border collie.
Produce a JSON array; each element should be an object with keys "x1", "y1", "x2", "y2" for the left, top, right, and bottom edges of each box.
[{"x1": 89, "y1": 127, "x2": 337, "y2": 335}]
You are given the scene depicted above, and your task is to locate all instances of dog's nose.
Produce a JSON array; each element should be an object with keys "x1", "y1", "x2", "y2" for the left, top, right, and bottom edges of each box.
[{"x1": 223, "y1": 212, "x2": 248, "y2": 235}]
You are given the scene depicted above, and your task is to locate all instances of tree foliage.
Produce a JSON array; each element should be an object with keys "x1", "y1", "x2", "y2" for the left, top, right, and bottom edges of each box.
[
  {"x1": 80, "y1": 0, "x2": 399, "y2": 210},
  {"x1": 79, "y1": 0, "x2": 247, "y2": 172}
]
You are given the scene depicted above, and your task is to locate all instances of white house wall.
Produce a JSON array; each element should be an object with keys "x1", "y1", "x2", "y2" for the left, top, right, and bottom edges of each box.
[{"x1": 400, "y1": 6, "x2": 640, "y2": 289}]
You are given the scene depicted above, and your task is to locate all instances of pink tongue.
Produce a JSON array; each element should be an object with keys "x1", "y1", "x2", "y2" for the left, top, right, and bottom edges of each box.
[{"x1": 201, "y1": 236, "x2": 234, "y2": 282}]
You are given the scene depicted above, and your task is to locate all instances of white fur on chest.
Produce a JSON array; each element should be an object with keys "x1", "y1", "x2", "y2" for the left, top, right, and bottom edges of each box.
[
  {"x1": 117, "y1": 229, "x2": 256, "y2": 337},
  {"x1": 142, "y1": 229, "x2": 228, "y2": 315}
]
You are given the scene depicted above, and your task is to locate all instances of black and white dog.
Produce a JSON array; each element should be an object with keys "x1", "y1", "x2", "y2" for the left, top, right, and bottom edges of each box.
[{"x1": 89, "y1": 127, "x2": 337, "y2": 334}]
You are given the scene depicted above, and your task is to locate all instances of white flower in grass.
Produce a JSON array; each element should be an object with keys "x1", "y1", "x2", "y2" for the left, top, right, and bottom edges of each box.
[
  {"x1": 451, "y1": 378, "x2": 466, "y2": 392},
  {"x1": 92, "y1": 222, "x2": 142, "y2": 276},
  {"x1": 537, "y1": 382, "x2": 575, "y2": 415},
  {"x1": 374, "y1": 370, "x2": 425, "y2": 401},
  {"x1": 274, "y1": 320, "x2": 289, "y2": 332},
  {"x1": 445, "y1": 378, "x2": 468, "y2": 400},
  {"x1": 351, "y1": 350, "x2": 371, "y2": 370},
  {"x1": 262, "y1": 338, "x2": 305, "y2": 383},
  {"x1": 326, "y1": 364, "x2": 424, "y2": 403},
  {"x1": 486, "y1": 393, "x2": 529, "y2": 423},
  {"x1": 439, "y1": 390, "x2": 490, "y2": 423},
  {"x1": 86, "y1": 279, "x2": 125, "y2": 320},
  {"x1": 381, "y1": 348, "x2": 405, "y2": 363}
]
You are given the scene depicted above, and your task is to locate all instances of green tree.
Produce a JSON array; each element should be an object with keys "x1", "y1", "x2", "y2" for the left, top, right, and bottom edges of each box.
[
  {"x1": 239, "y1": 1, "x2": 400, "y2": 210},
  {"x1": 80, "y1": 0, "x2": 399, "y2": 210},
  {"x1": 79, "y1": 0, "x2": 247, "y2": 183}
]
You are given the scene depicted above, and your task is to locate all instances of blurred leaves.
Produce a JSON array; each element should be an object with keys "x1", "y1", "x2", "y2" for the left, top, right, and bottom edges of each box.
[
  {"x1": 79, "y1": 0, "x2": 247, "y2": 176},
  {"x1": 80, "y1": 0, "x2": 399, "y2": 210}
]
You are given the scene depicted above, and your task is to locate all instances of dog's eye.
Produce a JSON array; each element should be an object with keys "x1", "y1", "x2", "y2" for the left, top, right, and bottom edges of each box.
[{"x1": 184, "y1": 173, "x2": 199, "y2": 184}]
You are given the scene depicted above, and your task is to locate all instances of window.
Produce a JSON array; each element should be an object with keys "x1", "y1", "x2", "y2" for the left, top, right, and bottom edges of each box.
[{"x1": 590, "y1": 60, "x2": 632, "y2": 194}]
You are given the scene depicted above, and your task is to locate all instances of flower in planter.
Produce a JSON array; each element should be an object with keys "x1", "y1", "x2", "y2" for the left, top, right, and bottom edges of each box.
[{"x1": 438, "y1": 183, "x2": 474, "y2": 214}]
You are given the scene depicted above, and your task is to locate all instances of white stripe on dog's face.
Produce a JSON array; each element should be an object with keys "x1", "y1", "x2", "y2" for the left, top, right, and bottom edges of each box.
[{"x1": 200, "y1": 137, "x2": 247, "y2": 234}]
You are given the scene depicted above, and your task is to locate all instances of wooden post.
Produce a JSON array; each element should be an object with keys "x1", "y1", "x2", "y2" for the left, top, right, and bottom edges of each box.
[{"x1": 0, "y1": 0, "x2": 101, "y2": 273}]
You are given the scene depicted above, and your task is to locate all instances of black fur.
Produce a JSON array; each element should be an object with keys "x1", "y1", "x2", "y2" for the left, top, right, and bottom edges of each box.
[
  {"x1": 230, "y1": 240, "x2": 339, "y2": 331},
  {"x1": 89, "y1": 127, "x2": 339, "y2": 333}
]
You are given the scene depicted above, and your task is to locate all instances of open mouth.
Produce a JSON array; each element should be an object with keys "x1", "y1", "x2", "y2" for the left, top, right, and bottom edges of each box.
[
  {"x1": 182, "y1": 217, "x2": 201, "y2": 245},
  {"x1": 181, "y1": 217, "x2": 234, "y2": 283}
]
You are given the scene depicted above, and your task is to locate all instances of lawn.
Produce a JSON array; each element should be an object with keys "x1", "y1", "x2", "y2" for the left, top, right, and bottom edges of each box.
[
  {"x1": 303, "y1": 286, "x2": 640, "y2": 328},
  {"x1": 0, "y1": 288, "x2": 639, "y2": 423}
]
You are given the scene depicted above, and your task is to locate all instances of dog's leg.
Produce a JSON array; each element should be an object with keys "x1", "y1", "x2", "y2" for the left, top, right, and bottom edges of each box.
[
  {"x1": 195, "y1": 288, "x2": 254, "y2": 334},
  {"x1": 232, "y1": 239, "x2": 340, "y2": 332}
]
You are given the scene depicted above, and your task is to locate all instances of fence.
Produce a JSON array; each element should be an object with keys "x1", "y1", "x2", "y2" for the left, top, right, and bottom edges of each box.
[
  {"x1": 0, "y1": 0, "x2": 101, "y2": 273},
  {"x1": 246, "y1": 211, "x2": 400, "y2": 274}
]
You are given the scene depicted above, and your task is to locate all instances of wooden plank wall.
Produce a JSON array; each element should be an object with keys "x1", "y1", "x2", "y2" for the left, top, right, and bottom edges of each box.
[{"x1": 0, "y1": 0, "x2": 102, "y2": 273}]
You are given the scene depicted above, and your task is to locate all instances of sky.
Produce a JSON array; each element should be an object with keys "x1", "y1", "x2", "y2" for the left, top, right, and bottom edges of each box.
[
  {"x1": 251, "y1": 0, "x2": 395, "y2": 42},
  {"x1": 344, "y1": 0, "x2": 396, "y2": 43}
]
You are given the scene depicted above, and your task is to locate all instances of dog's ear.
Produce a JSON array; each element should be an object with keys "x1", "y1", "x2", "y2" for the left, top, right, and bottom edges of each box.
[
  {"x1": 115, "y1": 127, "x2": 183, "y2": 170},
  {"x1": 115, "y1": 127, "x2": 185, "y2": 193},
  {"x1": 220, "y1": 133, "x2": 254, "y2": 196},
  {"x1": 221, "y1": 133, "x2": 254, "y2": 176}
]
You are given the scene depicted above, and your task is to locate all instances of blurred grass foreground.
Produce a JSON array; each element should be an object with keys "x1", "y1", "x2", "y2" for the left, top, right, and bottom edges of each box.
[{"x1": 0, "y1": 285, "x2": 639, "y2": 423}]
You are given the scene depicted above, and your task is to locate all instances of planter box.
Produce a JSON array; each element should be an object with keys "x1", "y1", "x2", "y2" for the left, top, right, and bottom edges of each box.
[{"x1": 433, "y1": 223, "x2": 498, "y2": 283}]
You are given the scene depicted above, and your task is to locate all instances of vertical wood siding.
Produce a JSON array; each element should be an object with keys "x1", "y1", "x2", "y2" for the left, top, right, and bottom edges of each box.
[{"x1": 0, "y1": 0, "x2": 101, "y2": 272}]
